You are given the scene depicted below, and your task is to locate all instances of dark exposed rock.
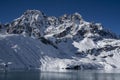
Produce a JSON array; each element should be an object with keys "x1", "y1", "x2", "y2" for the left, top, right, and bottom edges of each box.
[
  {"x1": 66, "y1": 63, "x2": 103, "y2": 70},
  {"x1": 39, "y1": 37, "x2": 58, "y2": 49}
]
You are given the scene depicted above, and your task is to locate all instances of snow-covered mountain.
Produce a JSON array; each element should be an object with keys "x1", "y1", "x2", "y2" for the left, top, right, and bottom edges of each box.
[{"x1": 0, "y1": 10, "x2": 120, "y2": 71}]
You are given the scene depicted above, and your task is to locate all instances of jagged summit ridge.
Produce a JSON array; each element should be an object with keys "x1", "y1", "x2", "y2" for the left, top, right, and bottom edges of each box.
[{"x1": 5, "y1": 10, "x2": 118, "y2": 39}]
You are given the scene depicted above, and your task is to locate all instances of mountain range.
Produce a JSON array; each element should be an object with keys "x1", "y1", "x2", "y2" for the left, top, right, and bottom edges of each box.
[{"x1": 0, "y1": 10, "x2": 120, "y2": 71}]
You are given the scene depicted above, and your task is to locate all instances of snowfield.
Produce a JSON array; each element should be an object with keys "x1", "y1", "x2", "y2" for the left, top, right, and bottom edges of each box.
[{"x1": 0, "y1": 10, "x2": 120, "y2": 71}]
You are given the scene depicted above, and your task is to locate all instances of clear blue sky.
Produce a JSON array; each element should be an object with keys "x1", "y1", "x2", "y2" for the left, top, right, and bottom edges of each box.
[{"x1": 0, "y1": 0, "x2": 120, "y2": 34}]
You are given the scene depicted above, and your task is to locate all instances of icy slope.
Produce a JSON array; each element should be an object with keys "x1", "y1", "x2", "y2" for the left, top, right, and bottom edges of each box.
[
  {"x1": 0, "y1": 34, "x2": 63, "y2": 70},
  {"x1": 0, "y1": 10, "x2": 120, "y2": 71},
  {"x1": 0, "y1": 34, "x2": 104, "y2": 71}
]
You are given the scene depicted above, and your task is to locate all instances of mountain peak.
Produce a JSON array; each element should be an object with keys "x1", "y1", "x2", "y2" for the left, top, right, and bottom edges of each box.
[
  {"x1": 72, "y1": 12, "x2": 82, "y2": 21},
  {"x1": 23, "y1": 10, "x2": 45, "y2": 17},
  {"x1": 73, "y1": 12, "x2": 82, "y2": 17},
  {"x1": 21, "y1": 10, "x2": 46, "y2": 21}
]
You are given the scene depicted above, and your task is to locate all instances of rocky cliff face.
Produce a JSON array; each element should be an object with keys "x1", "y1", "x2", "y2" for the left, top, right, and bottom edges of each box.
[{"x1": 0, "y1": 10, "x2": 120, "y2": 71}]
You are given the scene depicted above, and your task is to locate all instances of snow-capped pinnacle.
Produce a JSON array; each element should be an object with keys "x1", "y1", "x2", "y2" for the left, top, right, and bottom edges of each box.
[
  {"x1": 18, "y1": 10, "x2": 46, "y2": 27},
  {"x1": 22, "y1": 10, "x2": 46, "y2": 21},
  {"x1": 6, "y1": 10, "x2": 48, "y2": 38},
  {"x1": 24, "y1": 10, "x2": 44, "y2": 15},
  {"x1": 72, "y1": 12, "x2": 82, "y2": 20}
]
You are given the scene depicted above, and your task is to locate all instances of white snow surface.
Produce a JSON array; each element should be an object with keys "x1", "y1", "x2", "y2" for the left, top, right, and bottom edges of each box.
[{"x1": 73, "y1": 38, "x2": 97, "y2": 52}]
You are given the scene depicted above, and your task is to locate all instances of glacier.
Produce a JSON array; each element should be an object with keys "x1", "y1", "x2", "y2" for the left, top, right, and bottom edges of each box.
[{"x1": 0, "y1": 10, "x2": 120, "y2": 71}]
